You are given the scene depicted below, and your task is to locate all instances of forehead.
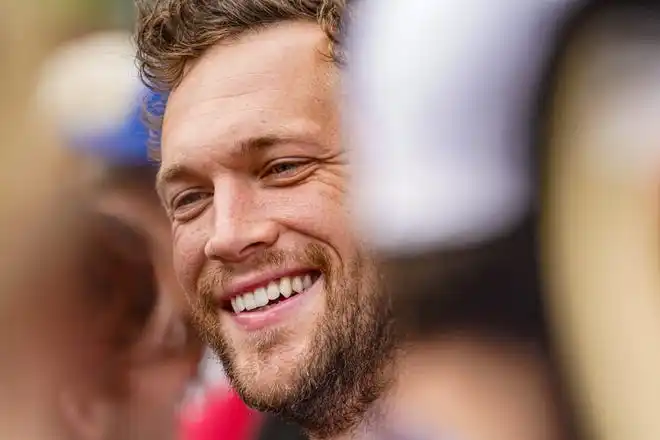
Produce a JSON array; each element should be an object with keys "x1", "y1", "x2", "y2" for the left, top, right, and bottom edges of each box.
[{"x1": 161, "y1": 21, "x2": 337, "y2": 167}]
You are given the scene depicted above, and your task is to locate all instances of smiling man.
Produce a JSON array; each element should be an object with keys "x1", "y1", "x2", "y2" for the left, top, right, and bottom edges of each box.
[{"x1": 135, "y1": 1, "x2": 396, "y2": 438}]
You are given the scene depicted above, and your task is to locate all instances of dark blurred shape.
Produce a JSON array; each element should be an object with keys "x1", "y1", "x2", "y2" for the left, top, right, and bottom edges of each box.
[
  {"x1": 56, "y1": 203, "x2": 158, "y2": 410},
  {"x1": 257, "y1": 415, "x2": 309, "y2": 440},
  {"x1": 387, "y1": 219, "x2": 545, "y2": 346}
]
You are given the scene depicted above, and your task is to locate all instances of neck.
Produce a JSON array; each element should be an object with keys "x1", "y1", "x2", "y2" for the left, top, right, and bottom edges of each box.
[{"x1": 308, "y1": 401, "x2": 394, "y2": 440}]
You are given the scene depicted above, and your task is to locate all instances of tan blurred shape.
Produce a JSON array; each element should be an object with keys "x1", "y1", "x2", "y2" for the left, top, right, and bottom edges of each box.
[
  {"x1": 0, "y1": 1, "x2": 87, "y2": 438},
  {"x1": 543, "y1": 9, "x2": 660, "y2": 440},
  {"x1": 0, "y1": 1, "x2": 77, "y2": 304}
]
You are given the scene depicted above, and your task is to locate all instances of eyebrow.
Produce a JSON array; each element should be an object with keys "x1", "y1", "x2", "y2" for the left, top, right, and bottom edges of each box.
[
  {"x1": 155, "y1": 134, "x2": 295, "y2": 198},
  {"x1": 155, "y1": 164, "x2": 192, "y2": 201}
]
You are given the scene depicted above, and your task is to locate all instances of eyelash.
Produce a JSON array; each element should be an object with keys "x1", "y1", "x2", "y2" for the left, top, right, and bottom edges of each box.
[
  {"x1": 171, "y1": 191, "x2": 208, "y2": 211},
  {"x1": 262, "y1": 160, "x2": 309, "y2": 178}
]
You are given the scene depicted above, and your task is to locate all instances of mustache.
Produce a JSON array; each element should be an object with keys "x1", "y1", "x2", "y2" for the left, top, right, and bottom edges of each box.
[{"x1": 196, "y1": 243, "x2": 331, "y2": 307}]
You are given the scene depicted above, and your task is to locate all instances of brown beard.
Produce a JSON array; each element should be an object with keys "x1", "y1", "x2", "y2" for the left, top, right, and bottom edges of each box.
[{"x1": 190, "y1": 243, "x2": 398, "y2": 438}]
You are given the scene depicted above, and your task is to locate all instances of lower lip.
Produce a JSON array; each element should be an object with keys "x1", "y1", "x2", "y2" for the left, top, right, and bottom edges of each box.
[{"x1": 224, "y1": 277, "x2": 323, "y2": 331}]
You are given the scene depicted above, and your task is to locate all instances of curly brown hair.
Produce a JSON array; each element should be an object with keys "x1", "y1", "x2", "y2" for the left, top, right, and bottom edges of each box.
[{"x1": 135, "y1": 0, "x2": 349, "y2": 93}]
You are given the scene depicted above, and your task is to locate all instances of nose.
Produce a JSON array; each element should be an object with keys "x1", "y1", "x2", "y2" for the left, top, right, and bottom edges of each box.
[{"x1": 203, "y1": 181, "x2": 279, "y2": 263}]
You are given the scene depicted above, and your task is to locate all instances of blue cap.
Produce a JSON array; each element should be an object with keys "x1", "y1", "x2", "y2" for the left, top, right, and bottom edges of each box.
[{"x1": 69, "y1": 89, "x2": 166, "y2": 167}]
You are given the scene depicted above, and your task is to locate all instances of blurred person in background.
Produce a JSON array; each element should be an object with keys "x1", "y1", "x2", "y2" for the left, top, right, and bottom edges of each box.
[
  {"x1": 32, "y1": 31, "x2": 203, "y2": 440},
  {"x1": 346, "y1": 0, "x2": 589, "y2": 439},
  {"x1": 88, "y1": 162, "x2": 203, "y2": 440},
  {"x1": 1, "y1": 163, "x2": 197, "y2": 440}
]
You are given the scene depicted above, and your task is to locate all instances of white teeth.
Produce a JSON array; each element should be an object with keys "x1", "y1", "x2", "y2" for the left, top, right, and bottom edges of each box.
[
  {"x1": 267, "y1": 281, "x2": 280, "y2": 301},
  {"x1": 230, "y1": 296, "x2": 246, "y2": 313},
  {"x1": 243, "y1": 293, "x2": 257, "y2": 311},
  {"x1": 230, "y1": 273, "x2": 316, "y2": 313},
  {"x1": 236, "y1": 296, "x2": 245, "y2": 312},
  {"x1": 254, "y1": 288, "x2": 268, "y2": 307},
  {"x1": 292, "y1": 276, "x2": 304, "y2": 293},
  {"x1": 279, "y1": 277, "x2": 292, "y2": 298}
]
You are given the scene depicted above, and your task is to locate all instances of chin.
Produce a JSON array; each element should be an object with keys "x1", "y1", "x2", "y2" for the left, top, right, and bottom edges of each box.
[
  {"x1": 229, "y1": 356, "x2": 301, "y2": 410},
  {"x1": 227, "y1": 334, "x2": 313, "y2": 396},
  {"x1": 239, "y1": 367, "x2": 297, "y2": 397}
]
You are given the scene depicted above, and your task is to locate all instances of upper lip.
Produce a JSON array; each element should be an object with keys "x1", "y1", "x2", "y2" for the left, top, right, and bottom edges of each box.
[{"x1": 219, "y1": 268, "x2": 318, "y2": 302}]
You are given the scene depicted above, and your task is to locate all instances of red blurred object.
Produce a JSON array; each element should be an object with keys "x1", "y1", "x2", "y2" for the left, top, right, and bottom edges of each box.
[{"x1": 180, "y1": 388, "x2": 261, "y2": 440}]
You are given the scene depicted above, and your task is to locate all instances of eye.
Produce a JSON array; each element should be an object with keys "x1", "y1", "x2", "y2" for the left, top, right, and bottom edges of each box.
[
  {"x1": 264, "y1": 161, "x2": 303, "y2": 177},
  {"x1": 172, "y1": 191, "x2": 206, "y2": 209},
  {"x1": 260, "y1": 159, "x2": 313, "y2": 183},
  {"x1": 170, "y1": 190, "x2": 211, "y2": 220}
]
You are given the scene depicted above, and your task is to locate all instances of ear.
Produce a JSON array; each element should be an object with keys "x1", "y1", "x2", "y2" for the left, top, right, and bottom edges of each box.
[{"x1": 59, "y1": 389, "x2": 114, "y2": 440}]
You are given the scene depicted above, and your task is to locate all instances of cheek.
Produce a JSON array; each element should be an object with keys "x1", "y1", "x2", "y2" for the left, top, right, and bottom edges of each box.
[
  {"x1": 267, "y1": 183, "x2": 355, "y2": 248},
  {"x1": 172, "y1": 224, "x2": 208, "y2": 295}
]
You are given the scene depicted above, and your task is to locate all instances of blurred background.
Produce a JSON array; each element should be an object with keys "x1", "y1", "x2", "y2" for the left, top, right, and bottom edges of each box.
[
  {"x1": 3, "y1": 1, "x2": 660, "y2": 440},
  {"x1": 0, "y1": 2, "x2": 234, "y2": 440}
]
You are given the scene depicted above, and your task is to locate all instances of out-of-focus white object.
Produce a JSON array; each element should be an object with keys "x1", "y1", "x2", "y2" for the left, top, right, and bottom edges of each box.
[
  {"x1": 347, "y1": 0, "x2": 577, "y2": 254},
  {"x1": 34, "y1": 30, "x2": 141, "y2": 139},
  {"x1": 579, "y1": 36, "x2": 660, "y2": 178}
]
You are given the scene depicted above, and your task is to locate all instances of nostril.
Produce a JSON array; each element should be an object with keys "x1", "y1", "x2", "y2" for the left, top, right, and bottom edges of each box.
[
  {"x1": 205, "y1": 238, "x2": 274, "y2": 263},
  {"x1": 237, "y1": 241, "x2": 270, "y2": 259},
  {"x1": 205, "y1": 216, "x2": 280, "y2": 262}
]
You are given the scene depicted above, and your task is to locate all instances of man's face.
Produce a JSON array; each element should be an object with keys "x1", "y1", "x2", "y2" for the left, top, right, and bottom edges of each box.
[{"x1": 158, "y1": 22, "x2": 395, "y2": 433}]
